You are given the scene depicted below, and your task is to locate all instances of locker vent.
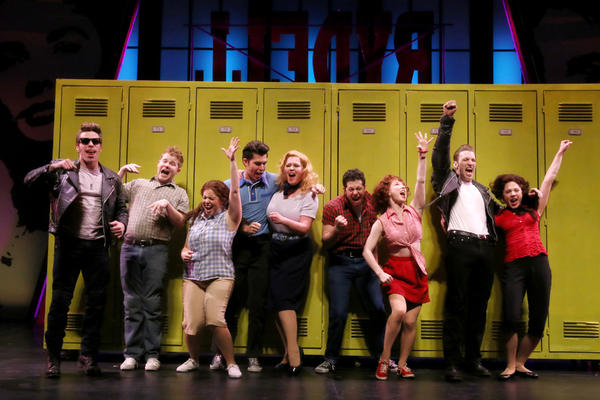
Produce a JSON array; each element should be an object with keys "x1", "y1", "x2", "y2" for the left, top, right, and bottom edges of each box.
[
  {"x1": 489, "y1": 103, "x2": 523, "y2": 122},
  {"x1": 492, "y1": 320, "x2": 526, "y2": 340},
  {"x1": 143, "y1": 99, "x2": 176, "y2": 118},
  {"x1": 297, "y1": 317, "x2": 308, "y2": 337},
  {"x1": 350, "y1": 318, "x2": 372, "y2": 338},
  {"x1": 278, "y1": 101, "x2": 311, "y2": 119},
  {"x1": 210, "y1": 101, "x2": 243, "y2": 119},
  {"x1": 66, "y1": 313, "x2": 84, "y2": 331},
  {"x1": 558, "y1": 103, "x2": 593, "y2": 122},
  {"x1": 420, "y1": 103, "x2": 444, "y2": 123},
  {"x1": 563, "y1": 321, "x2": 600, "y2": 339},
  {"x1": 75, "y1": 98, "x2": 108, "y2": 117},
  {"x1": 161, "y1": 315, "x2": 169, "y2": 334},
  {"x1": 420, "y1": 320, "x2": 443, "y2": 340},
  {"x1": 353, "y1": 103, "x2": 386, "y2": 122}
]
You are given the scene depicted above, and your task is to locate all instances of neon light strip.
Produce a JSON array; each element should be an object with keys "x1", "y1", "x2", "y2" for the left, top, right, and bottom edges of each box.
[{"x1": 114, "y1": 0, "x2": 141, "y2": 80}]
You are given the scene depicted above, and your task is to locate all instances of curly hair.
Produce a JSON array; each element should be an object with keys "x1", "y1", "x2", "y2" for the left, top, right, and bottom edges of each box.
[
  {"x1": 371, "y1": 174, "x2": 410, "y2": 215},
  {"x1": 275, "y1": 150, "x2": 319, "y2": 194},
  {"x1": 187, "y1": 180, "x2": 230, "y2": 223},
  {"x1": 490, "y1": 173, "x2": 539, "y2": 210},
  {"x1": 163, "y1": 146, "x2": 184, "y2": 168}
]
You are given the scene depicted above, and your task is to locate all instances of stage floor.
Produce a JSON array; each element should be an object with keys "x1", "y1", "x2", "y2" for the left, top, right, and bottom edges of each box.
[{"x1": 1, "y1": 322, "x2": 598, "y2": 400}]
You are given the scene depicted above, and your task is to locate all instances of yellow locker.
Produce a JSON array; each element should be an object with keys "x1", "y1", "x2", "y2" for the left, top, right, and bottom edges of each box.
[
  {"x1": 262, "y1": 87, "x2": 329, "y2": 352},
  {"x1": 48, "y1": 84, "x2": 124, "y2": 349},
  {"x1": 405, "y1": 90, "x2": 469, "y2": 354},
  {"x1": 544, "y1": 90, "x2": 600, "y2": 353},
  {"x1": 334, "y1": 88, "x2": 401, "y2": 354},
  {"x1": 192, "y1": 87, "x2": 259, "y2": 351},
  {"x1": 125, "y1": 86, "x2": 192, "y2": 348},
  {"x1": 473, "y1": 90, "x2": 539, "y2": 353}
]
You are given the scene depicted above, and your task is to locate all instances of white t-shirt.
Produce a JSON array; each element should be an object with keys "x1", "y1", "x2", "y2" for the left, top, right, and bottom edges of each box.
[
  {"x1": 447, "y1": 181, "x2": 489, "y2": 235},
  {"x1": 61, "y1": 166, "x2": 103, "y2": 240},
  {"x1": 266, "y1": 190, "x2": 318, "y2": 235}
]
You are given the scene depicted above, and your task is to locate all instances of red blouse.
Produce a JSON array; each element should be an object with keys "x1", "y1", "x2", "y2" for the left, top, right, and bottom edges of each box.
[{"x1": 495, "y1": 208, "x2": 547, "y2": 263}]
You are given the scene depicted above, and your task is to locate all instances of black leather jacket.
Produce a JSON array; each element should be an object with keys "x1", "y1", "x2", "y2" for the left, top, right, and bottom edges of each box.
[
  {"x1": 430, "y1": 115, "x2": 499, "y2": 242},
  {"x1": 24, "y1": 159, "x2": 128, "y2": 247}
]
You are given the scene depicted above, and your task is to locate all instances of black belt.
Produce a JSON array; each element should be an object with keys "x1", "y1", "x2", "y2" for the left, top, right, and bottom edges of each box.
[
  {"x1": 448, "y1": 230, "x2": 490, "y2": 240},
  {"x1": 336, "y1": 249, "x2": 364, "y2": 258},
  {"x1": 124, "y1": 237, "x2": 168, "y2": 247}
]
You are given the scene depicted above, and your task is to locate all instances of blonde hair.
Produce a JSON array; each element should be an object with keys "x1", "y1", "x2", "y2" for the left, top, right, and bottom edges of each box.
[{"x1": 275, "y1": 150, "x2": 319, "y2": 195}]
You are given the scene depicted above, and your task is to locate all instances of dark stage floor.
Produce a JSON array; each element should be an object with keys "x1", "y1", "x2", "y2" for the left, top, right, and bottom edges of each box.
[{"x1": 1, "y1": 322, "x2": 598, "y2": 400}]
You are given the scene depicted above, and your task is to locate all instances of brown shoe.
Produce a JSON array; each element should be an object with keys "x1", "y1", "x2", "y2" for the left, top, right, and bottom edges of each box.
[{"x1": 78, "y1": 355, "x2": 102, "y2": 376}]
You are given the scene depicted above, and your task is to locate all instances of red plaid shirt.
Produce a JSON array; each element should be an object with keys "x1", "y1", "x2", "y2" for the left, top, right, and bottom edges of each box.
[{"x1": 322, "y1": 192, "x2": 377, "y2": 253}]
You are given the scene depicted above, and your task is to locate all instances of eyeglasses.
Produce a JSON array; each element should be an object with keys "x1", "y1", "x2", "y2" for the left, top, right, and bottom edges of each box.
[{"x1": 78, "y1": 138, "x2": 102, "y2": 145}]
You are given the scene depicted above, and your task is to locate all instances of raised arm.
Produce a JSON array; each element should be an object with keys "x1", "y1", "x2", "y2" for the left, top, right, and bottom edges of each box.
[
  {"x1": 363, "y1": 220, "x2": 392, "y2": 284},
  {"x1": 223, "y1": 137, "x2": 242, "y2": 231},
  {"x1": 431, "y1": 100, "x2": 457, "y2": 194},
  {"x1": 411, "y1": 131, "x2": 433, "y2": 214},
  {"x1": 537, "y1": 140, "x2": 572, "y2": 215},
  {"x1": 118, "y1": 163, "x2": 141, "y2": 180}
]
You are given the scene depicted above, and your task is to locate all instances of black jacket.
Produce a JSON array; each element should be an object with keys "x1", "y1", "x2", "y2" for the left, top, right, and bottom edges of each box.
[{"x1": 430, "y1": 115, "x2": 499, "y2": 241}]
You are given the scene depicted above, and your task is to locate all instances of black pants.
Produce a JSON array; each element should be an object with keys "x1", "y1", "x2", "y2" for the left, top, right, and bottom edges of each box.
[
  {"x1": 442, "y1": 234, "x2": 495, "y2": 366},
  {"x1": 45, "y1": 234, "x2": 109, "y2": 356},
  {"x1": 226, "y1": 234, "x2": 270, "y2": 358},
  {"x1": 502, "y1": 254, "x2": 551, "y2": 338}
]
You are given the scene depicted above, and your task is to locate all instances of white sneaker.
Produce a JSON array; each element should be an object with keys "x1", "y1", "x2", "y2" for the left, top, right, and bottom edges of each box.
[
  {"x1": 145, "y1": 358, "x2": 161, "y2": 371},
  {"x1": 120, "y1": 358, "x2": 138, "y2": 371},
  {"x1": 247, "y1": 357, "x2": 262, "y2": 372},
  {"x1": 227, "y1": 364, "x2": 242, "y2": 379},
  {"x1": 388, "y1": 359, "x2": 399, "y2": 372},
  {"x1": 210, "y1": 354, "x2": 225, "y2": 370},
  {"x1": 176, "y1": 358, "x2": 199, "y2": 372}
]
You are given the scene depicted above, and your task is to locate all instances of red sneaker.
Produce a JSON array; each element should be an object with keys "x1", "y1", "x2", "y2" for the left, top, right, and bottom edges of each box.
[
  {"x1": 376, "y1": 359, "x2": 389, "y2": 380},
  {"x1": 398, "y1": 363, "x2": 415, "y2": 379}
]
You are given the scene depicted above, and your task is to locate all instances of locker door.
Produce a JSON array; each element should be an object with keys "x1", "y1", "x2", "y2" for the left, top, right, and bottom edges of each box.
[
  {"x1": 127, "y1": 86, "x2": 192, "y2": 347},
  {"x1": 544, "y1": 91, "x2": 600, "y2": 353},
  {"x1": 338, "y1": 90, "x2": 401, "y2": 192},
  {"x1": 336, "y1": 89, "x2": 401, "y2": 353},
  {"x1": 263, "y1": 88, "x2": 328, "y2": 351},
  {"x1": 405, "y1": 90, "x2": 469, "y2": 354},
  {"x1": 194, "y1": 87, "x2": 258, "y2": 350},
  {"x1": 474, "y1": 90, "x2": 539, "y2": 353},
  {"x1": 51, "y1": 85, "x2": 123, "y2": 349}
]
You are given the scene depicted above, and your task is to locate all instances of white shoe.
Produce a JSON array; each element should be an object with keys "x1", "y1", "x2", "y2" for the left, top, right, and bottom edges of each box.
[
  {"x1": 176, "y1": 358, "x2": 199, "y2": 372},
  {"x1": 388, "y1": 359, "x2": 399, "y2": 372},
  {"x1": 210, "y1": 354, "x2": 225, "y2": 370},
  {"x1": 145, "y1": 358, "x2": 161, "y2": 371},
  {"x1": 247, "y1": 357, "x2": 262, "y2": 372},
  {"x1": 120, "y1": 358, "x2": 138, "y2": 371},
  {"x1": 227, "y1": 364, "x2": 242, "y2": 379}
]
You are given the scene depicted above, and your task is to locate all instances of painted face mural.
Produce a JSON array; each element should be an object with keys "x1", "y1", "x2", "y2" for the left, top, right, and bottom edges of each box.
[{"x1": 0, "y1": 0, "x2": 102, "y2": 317}]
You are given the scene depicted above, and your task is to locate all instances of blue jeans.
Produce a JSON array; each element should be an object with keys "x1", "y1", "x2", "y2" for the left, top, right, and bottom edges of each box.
[
  {"x1": 45, "y1": 234, "x2": 109, "y2": 357},
  {"x1": 120, "y1": 242, "x2": 169, "y2": 361},
  {"x1": 324, "y1": 253, "x2": 387, "y2": 364}
]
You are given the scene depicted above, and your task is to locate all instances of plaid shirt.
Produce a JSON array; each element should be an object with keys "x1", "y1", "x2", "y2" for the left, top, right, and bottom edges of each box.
[
  {"x1": 322, "y1": 192, "x2": 377, "y2": 253},
  {"x1": 184, "y1": 210, "x2": 236, "y2": 281},
  {"x1": 123, "y1": 177, "x2": 189, "y2": 241}
]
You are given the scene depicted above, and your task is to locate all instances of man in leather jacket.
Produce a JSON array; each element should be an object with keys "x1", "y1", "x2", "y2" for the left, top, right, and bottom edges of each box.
[
  {"x1": 25, "y1": 122, "x2": 128, "y2": 378},
  {"x1": 431, "y1": 101, "x2": 499, "y2": 382}
]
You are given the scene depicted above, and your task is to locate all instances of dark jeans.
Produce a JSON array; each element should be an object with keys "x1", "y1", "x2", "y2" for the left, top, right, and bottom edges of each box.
[
  {"x1": 502, "y1": 254, "x2": 551, "y2": 338},
  {"x1": 120, "y1": 242, "x2": 169, "y2": 361},
  {"x1": 226, "y1": 234, "x2": 270, "y2": 358},
  {"x1": 45, "y1": 234, "x2": 109, "y2": 357},
  {"x1": 324, "y1": 253, "x2": 387, "y2": 364},
  {"x1": 442, "y1": 234, "x2": 495, "y2": 366}
]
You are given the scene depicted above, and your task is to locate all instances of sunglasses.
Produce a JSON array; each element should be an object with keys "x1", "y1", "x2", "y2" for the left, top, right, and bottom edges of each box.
[{"x1": 78, "y1": 138, "x2": 102, "y2": 145}]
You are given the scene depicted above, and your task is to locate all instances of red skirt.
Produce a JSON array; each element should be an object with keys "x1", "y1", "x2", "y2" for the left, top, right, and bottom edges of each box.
[{"x1": 382, "y1": 256, "x2": 430, "y2": 304}]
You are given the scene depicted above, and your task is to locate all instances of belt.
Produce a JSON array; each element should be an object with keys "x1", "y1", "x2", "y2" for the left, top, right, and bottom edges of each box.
[
  {"x1": 336, "y1": 249, "x2": 364, "y2": 258},
  {"x1": 271, "y1": 232, "x2": 303, "y2": 242},
  {"x1": 124, "y1": 237, "x2": 168, "y2": 247},
  {"x1": 448, "y1": 230, "x2": 490, "y2": 240}
]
